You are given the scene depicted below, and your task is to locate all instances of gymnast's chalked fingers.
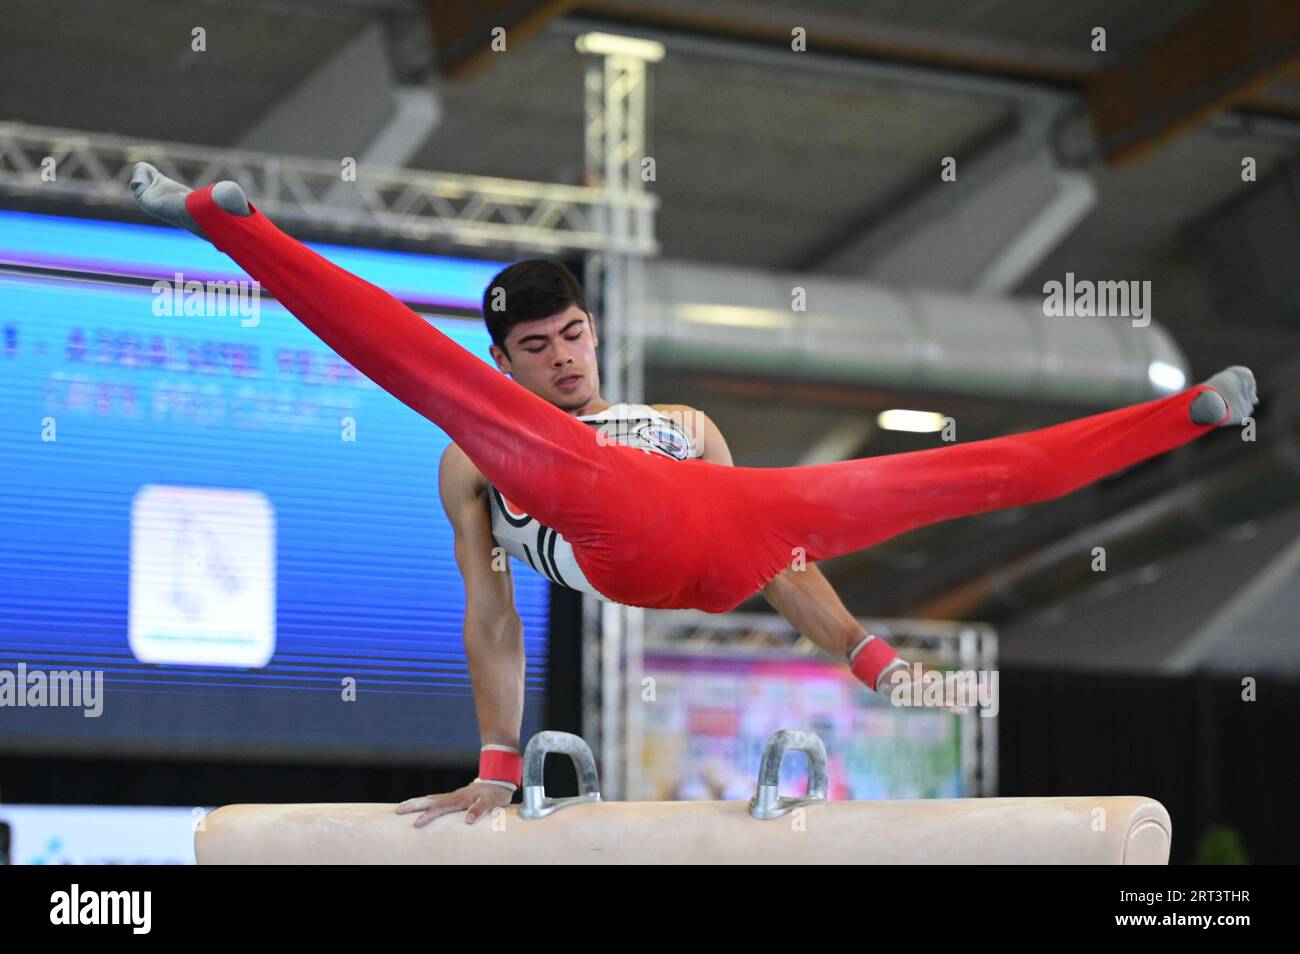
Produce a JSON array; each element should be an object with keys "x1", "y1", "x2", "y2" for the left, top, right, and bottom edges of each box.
[
  {"x1": 413, "y1": 794, "x2": 469, "y2": 828},
  {"x1": 463, "y1": 797, "x2": 488, "y2": 825},
  {"x1": 414, "y1": 808, "x2": 447, "y2": 828},
  {"x1": 397, "y1": 792, "x2": 466, "y2": 825},
  {"x1": 463, "y1": 784, "x2": 513, "y2": 824},
  {"x1": 395, "y1": 794, "x2": 438, "y2": 815},
  {"x1": 944, "y1": 672, "x2": 980, "y2": 716}
]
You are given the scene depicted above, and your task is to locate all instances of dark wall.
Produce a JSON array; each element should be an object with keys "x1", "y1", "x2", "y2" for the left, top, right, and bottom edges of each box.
[{"x1": 998, "y1": 667, "x2": 1299, "y2": 864}]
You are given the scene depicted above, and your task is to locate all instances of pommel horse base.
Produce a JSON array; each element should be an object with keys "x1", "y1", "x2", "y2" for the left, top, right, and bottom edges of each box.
[{"x1": 195, "y1": 731, "x2": 1171, "y2": 865}]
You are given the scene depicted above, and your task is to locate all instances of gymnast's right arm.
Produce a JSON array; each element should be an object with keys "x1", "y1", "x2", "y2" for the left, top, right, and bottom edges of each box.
[{"x1": 395, "y1": 443, "x2": 525, "y2": 827}]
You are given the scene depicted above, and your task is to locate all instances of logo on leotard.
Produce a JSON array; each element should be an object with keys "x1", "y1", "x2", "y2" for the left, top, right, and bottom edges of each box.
[{"x1": 634, "y1": 421, "x2": 691, "y2": 459}]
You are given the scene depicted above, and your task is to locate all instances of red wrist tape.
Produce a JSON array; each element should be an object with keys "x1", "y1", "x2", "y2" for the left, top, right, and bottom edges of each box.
[
  {"x1": 478, "y1": 747, "x2": 523, "y2": 787},
  {"x1": 850, "y1": 635, "x2": 900, "y2": 691}
]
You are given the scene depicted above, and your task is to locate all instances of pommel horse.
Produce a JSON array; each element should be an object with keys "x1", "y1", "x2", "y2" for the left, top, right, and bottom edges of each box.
[{"x1": 195, "y1": 730, "x2": 1171, "y2": 864}]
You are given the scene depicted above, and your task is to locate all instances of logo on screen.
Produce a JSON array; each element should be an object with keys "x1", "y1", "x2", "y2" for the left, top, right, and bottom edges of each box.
[{"x1": 129, "y1": 485, "x2": 276, "y2": 667}]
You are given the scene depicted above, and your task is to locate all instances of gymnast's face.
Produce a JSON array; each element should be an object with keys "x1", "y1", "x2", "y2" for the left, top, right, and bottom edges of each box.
[{"x1": 492, "y1": 306, "x2": 602, "y2": 413}]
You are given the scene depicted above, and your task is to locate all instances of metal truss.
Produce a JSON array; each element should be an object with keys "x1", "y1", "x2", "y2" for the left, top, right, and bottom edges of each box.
[{"x1": 0, "y1": 121, "x2": 657, "y2": 256}]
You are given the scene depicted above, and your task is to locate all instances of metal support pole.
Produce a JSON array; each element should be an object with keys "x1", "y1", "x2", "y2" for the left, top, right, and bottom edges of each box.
[{"x1": 576, "y1": 32, "x2": 662, "y2": 800}]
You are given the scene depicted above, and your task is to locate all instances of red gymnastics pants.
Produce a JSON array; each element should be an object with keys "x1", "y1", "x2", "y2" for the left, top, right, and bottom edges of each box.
[{"x1": 186, "y1": 186, "x2": 1228, "y2": 619}]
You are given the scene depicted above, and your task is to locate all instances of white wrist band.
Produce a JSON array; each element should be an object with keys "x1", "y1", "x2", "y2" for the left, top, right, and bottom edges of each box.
[{"x1": 848, "y1": 634, "x2": 873, "y2": 662}]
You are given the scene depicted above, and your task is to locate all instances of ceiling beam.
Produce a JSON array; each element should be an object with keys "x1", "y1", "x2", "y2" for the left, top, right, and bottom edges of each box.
[
  {"x1": 577, "y1": 0, "x2": 1094, "y2": 79},
  {"x1": 573, "y1": 0, "x2": 1300, "y2": 127},
  {"x1": 1088, "y1": 0, "x2": 1300, "y2": 165},
  {"x1": 427, "y1": 0, "x2": 580, "y2": 80}
]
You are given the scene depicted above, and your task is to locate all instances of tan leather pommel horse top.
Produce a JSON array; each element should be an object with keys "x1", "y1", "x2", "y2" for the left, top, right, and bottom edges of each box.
[{"x1": 194, "y1": 731, "x2": 1172, "y2": 865}]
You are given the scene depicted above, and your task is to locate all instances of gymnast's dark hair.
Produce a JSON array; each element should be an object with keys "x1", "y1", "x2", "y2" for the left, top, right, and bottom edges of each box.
[{"x1": 481, "y1": 259, "x2": 589, "y2": 354}]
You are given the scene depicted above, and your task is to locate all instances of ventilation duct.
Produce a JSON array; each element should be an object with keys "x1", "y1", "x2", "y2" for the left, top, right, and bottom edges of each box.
[{"x1": 641, "y1": 260, "x2": 1187, "y2": 406}]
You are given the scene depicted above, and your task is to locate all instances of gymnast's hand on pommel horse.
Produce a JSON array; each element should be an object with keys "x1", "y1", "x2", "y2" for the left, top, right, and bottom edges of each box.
[{"x1": 130, "y1": 163, "x2": 1259, "y2": 826}]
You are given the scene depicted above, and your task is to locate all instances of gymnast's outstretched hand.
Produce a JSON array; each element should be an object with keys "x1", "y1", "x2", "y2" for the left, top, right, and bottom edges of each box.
[
  {"x1": 396, "y1": 781, "x2": 514, "y2": 827},
  {"x1": 880, "y1": 666, "x2": 980, "y2": 717}
]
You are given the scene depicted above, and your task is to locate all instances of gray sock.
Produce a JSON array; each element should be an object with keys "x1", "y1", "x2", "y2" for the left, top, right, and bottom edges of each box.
[
  {"x1": 129, "y1": 161, "x2": 250, "y2": 240},
  {"x1": 1190, "y1": 366, "x2": 1257, "y2": 426}
]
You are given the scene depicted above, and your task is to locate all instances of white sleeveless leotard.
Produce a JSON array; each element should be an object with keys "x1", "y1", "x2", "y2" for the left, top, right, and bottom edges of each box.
[{"x1": 485, "y1": 403, "x2": 702, "y2": 601}]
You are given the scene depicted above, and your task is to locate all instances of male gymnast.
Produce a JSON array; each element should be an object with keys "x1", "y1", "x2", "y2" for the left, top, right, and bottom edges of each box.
[{"x1": 128, "y1": 163, "x2": 1258, "y2": 825}]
